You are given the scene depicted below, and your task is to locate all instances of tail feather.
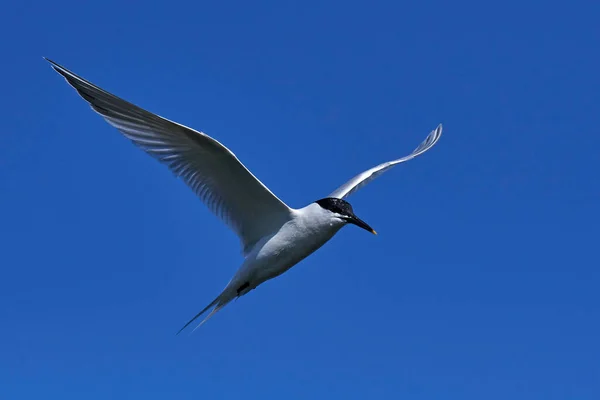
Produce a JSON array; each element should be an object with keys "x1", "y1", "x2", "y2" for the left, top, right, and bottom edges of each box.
[
  {"x1": 190, "y1": 303, "x2": 227, "y2": 333},
  {"x1": 176, "y1": 292, "x2": 234, "y2": 335}
]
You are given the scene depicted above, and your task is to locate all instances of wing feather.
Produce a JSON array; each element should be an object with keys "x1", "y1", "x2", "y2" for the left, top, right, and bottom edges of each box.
[
  {"x1": 328, "y1": 124, "x2": 442, "y2": 199},
  {"x1": 46, "y1": 58, "x2": 292, "y2": 254}
]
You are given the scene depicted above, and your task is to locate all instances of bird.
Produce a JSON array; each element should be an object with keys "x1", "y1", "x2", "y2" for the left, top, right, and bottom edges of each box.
[{"x1": 45, "y1": 58, "x2": 443, "y2": 333}]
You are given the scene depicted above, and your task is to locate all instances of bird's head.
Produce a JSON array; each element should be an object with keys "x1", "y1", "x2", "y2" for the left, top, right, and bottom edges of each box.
[{"x1": 315, "y1": 197, "x2": 377, "y2": 235}]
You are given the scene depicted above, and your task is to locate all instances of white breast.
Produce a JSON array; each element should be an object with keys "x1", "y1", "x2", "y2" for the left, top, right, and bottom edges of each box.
[{"x1": 231, "y1": 203, "x2": 345, "y2": 290}]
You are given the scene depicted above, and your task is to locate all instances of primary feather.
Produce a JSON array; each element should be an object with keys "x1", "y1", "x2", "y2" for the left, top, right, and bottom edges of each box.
[
  {"x1": 328, "y1": 124, "x2": 442, "y2": 199},
  {"x1": 45, "y1": 58, "x2": 292, "y2": 254}
]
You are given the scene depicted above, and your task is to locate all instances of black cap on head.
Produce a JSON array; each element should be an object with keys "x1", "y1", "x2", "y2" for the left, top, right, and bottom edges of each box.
[
  {"x1": 315, "y1": 197, "x2": 354, "y2": 216},
  {"x1": 315, "y1": 197, "x2": 377, "y2": 235}
]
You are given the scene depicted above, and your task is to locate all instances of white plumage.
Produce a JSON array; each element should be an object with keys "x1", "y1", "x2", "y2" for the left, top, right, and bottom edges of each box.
[{"x1": 46, "y1": 58, "x2": 442, "y2": 332}]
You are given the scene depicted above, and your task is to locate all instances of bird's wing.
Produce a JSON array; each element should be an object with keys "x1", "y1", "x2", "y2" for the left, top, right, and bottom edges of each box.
[
  {"x1": 328, "y1": 124, "x2": 442, "y2": 199},
  {"x1": 46, "y1": 58, "x2": 292, "y2": 254}
]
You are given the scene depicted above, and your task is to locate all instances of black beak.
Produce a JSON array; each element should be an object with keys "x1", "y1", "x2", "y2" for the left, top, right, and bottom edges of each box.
[{"x1": 346, "y1": 215, "x2": 377, "y2": 235}]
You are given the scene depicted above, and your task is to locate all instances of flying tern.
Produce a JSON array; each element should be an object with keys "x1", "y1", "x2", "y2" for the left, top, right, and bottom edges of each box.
[{"x1": 45, "y1": 58, "x2": 443, "y2": 333}]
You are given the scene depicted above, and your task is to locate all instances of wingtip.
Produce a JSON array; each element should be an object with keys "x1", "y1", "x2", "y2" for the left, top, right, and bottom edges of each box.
[
  {"x1": 431, "y1": 123, "x2": 443, "y2": 140},
  {"x1": 43, "y1": 57, "x2": 66, "y2": 74}
]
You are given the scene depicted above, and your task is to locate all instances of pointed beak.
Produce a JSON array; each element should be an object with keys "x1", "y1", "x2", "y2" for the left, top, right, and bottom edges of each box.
[{"x1": 346, "y1": 215, "x2": 377, "y2": 235}]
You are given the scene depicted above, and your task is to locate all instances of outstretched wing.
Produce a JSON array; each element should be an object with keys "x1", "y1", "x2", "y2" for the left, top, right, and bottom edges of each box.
[
  {"x1": 328, "y1": 124, "x2": 442, "y2": 199},
  {"x1": 46, "y1": 58, "x2": 292, "y2": 254}
]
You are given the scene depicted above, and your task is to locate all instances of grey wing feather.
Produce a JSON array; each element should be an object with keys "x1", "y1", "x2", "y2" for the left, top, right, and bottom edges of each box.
[
  {"x1": 328, "y1": 124, "x2": 442, "y2": 199},
  {"x1": 46, "y1": 58, "x2": 292, "y2": 253}
]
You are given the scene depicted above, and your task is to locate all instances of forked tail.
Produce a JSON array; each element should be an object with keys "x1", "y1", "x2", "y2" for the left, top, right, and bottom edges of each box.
[{"x1": 176, "y1": 291, "x2": 235, "y2": 335}]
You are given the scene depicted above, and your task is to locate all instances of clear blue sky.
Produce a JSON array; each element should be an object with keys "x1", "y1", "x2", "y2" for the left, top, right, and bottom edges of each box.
[{"x1": 1, "y1": 0, "x2": 598, "y2": 398}]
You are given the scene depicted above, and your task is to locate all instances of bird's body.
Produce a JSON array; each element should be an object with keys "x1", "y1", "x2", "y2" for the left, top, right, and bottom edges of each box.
[
  {"x1": 183, "y1": 203, "x2": 346, "y2": 331},
  {"x1": 45, "y1": 58, "x2": 443, "y2": 332},
  {"x1": 235, "y1": 203, "x2": 344, "y2": 295}
]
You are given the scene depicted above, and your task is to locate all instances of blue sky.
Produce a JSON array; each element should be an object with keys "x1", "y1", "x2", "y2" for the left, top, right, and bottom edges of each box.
[{"x1": 1, "y1": 0, "x2": 599, "y2": 398}]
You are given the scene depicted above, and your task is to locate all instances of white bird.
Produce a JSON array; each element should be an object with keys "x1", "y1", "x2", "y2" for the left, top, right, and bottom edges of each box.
[{"x1": 45, "y1": 58, "x2": 443, "y2": 333}]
